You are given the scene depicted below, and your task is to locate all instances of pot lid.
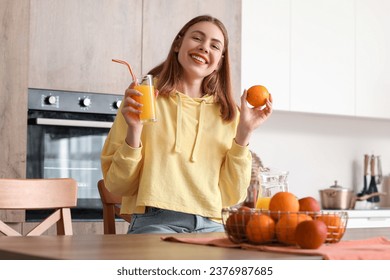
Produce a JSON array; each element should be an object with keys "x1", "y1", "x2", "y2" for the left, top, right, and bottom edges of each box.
[
  {"x1": 330, "y1": 180, "x2": 343, "y2": 188},
  {"x1": 321, "y1": 180, "x2": 352, "y2": 192}
]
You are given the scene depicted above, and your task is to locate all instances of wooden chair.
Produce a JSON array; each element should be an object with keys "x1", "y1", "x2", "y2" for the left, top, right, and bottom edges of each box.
[
  {"x1": 0, "y1": 178, "x2": 77, "y2": 236},
  {"x1": 97, "y1": 179, "x2": 131, "y2": 234}
]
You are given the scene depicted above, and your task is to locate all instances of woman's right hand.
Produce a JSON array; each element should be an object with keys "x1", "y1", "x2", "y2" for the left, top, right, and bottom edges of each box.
[{"x1": 121, "y1": 83, "x2": 143, "y2": 147}]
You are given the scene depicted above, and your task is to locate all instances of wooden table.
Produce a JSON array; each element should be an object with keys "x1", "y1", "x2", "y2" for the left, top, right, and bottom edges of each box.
[
  {"x1": 1, "y1": 228, "x2": 389, "y2": 260},
  {"x1": 0, "y1": 232, "x2": 321, "y2": 260}
]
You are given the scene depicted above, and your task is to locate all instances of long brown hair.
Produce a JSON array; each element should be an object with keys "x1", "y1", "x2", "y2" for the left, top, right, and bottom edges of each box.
[{"x1": 148, "y1": 15, "x2": 236, "y2": 122}]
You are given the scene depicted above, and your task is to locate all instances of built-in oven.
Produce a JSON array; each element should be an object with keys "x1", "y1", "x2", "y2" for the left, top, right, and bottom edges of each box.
[{"x1": 26, "y1": 88, "x2": 122, "y2": 220}]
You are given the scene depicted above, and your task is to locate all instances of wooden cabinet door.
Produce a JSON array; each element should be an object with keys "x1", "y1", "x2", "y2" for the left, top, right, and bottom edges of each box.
[
  {"x1": 0, "y1": 0, "x2": 29, "y2": 222},
  {"x1": 356, "y1": 0, "x2": 390, "y2": 119},
  {"x1": 290, "y1": 0, "x2": 355, "y2": 116},
  {"x1": 28, "y1": 0, "x2": 142, "y2": 94}
]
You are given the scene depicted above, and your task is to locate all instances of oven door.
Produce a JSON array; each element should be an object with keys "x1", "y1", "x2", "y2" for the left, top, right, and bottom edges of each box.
[{"x1": 27, "y1": 112, "x2": 113, "y2": 220}]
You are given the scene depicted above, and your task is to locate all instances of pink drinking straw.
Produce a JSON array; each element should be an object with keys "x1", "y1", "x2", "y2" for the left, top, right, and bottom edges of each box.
[{"x1": 112, "y1": 59, "x2": 138, "y2": 85}]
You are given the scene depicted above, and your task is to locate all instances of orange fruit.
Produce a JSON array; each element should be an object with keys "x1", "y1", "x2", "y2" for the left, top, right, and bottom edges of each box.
[
  {"x1": 246, "y1": 213, "x2": 275, "y2": 244},
  {"x1": 298, "y1": 196, "x2": 321, "y2": 213},
  {"x1": 225, "y1": 206, "x2": 251, "y2": 242},
  {"x1": 269, "y1": 192, "x2": 300, "y2": 220},
  {"x1": 316, "y1": 214, "x2": 345, "y2": 243},
  {"x1": 275, "y1": 213, "x2": 312, "y2": 245},
  {"x1": 295, "y1": 220, "x2": 328, "y2": 249},
  {"x1": 246, "y1": 85, "x2": 270, "y2": 107}
]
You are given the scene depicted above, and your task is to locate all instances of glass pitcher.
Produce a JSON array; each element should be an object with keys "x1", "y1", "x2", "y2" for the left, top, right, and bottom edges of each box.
[{"x1": 255, "y1": 169, "x2": 289, "y2": 209}]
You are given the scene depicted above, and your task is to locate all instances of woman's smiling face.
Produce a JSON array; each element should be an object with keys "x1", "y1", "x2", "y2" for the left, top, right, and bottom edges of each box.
[{"x1": 177, "y1": 21, "x2": 225, "y2": 81}]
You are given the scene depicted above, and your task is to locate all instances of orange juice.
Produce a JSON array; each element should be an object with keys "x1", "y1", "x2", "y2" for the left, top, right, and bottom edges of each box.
[
  {"x1": 134, "y1": 75, "x2": 156, "y2": 123},
  {"x1": 256, "y1": 196, "x2": 271, "y2": 210}
]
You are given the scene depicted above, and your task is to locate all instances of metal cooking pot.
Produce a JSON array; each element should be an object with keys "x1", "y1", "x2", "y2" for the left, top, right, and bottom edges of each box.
[
  {"x1": 319, "y1": 180, "x2": 386, "y2": 210},
  {"x1": 319, "y1": 181, "x2": 354, "y2": 210}
]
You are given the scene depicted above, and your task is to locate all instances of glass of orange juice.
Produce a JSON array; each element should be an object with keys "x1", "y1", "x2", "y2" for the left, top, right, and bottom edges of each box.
[{"x1": 134, "y1": 74, "x2": 157, "y2": 123}]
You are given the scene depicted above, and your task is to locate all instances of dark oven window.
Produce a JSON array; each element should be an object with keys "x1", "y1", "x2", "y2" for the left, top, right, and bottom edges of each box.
[{"x1": 26, "y1": 111, "x2": 114, "y2": 220}]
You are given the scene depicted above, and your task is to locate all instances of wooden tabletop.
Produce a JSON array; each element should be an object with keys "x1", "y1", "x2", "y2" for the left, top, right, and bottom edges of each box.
[
  {"x1": 1, "y1": 228, "x2": 388, "y2": 260},
  {"x1": 0, "y1": 232, "x2": 321, "y2": 260}
]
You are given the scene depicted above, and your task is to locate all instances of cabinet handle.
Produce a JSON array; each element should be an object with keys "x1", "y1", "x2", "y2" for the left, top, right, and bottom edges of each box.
[{"x1": 367, "y1": 217, "x2": 387, "y2": 221}]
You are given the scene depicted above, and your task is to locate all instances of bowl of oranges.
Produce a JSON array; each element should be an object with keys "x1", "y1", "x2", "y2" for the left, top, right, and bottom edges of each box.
[{"x1": 222, "y1": 192, "x2": 348, "y2": 249}]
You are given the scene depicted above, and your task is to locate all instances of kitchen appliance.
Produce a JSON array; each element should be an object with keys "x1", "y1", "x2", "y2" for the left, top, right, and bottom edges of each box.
[{"x1": 26, "y1": 88, "x2": 122, "y2": 220}]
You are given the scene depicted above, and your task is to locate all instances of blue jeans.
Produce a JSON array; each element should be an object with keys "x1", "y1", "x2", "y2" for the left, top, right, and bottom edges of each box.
[{"x1": 127, "y1": 207, "x2": 224, "y2": 234}]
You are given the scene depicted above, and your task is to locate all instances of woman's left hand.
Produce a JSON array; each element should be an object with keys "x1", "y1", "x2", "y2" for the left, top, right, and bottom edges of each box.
[{"x1": 235, "y1": 90, "x2": 273, "y2": 146}]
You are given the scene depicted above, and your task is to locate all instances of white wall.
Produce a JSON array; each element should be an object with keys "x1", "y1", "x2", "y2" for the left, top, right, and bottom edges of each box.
[{"x1": 249, "y1": 110, "x2": 390, "y2": 201}]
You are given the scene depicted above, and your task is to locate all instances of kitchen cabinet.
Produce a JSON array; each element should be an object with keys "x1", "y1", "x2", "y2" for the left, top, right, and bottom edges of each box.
[
  {"x1": 242, "y1": 0, "x2": 355, "y2": 115},
  {"x1": 242, "y1": 0, "x2": 390, "y2": 119},
  {"x1": 343, "y1": 210, "x2": 390, "y2": 229},
  {"x1": 28, "y1": 0, "x2": 142, "y2": 94},
  {"x1": 290, "y1": 0, "x2": 355, "y2": 116},
  {"x1": 241, "y1": 0, "x2": 290, "y2": 111},
  {"x1": 355, "y1": 0, "x2": 390, "y2": 119},
  {"x1": 0, "y1": 0, "x2": 29, "y2": 222},
  {"x1": 0, "y1": 0, "x2": 29, "y2": 179}
]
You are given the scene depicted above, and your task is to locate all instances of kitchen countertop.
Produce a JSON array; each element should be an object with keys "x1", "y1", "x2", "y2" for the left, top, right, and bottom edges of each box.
[{"x1": 330, "y1": 208, "x2": 390, "y2": 228}]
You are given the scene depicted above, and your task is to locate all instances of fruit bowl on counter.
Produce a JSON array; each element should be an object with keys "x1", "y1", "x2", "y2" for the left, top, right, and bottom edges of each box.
[{"x1": 221, "y1": 207, "x2": 348, "y2": 247}]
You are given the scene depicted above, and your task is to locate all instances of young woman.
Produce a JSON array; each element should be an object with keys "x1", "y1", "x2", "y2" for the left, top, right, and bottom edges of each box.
[{"x1": 101, "y1": 15, "x2": 273, "y2": 234}]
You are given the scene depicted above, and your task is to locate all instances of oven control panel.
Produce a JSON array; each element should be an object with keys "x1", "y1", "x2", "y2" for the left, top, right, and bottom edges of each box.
[{"x1": 28, "y1": 88, "x2": 123, "y2": 115}]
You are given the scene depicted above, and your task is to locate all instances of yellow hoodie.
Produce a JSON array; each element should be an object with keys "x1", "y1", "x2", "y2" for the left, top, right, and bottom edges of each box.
[{"x1": 101, "y1": 91, "x2": 251, "y2": 220}]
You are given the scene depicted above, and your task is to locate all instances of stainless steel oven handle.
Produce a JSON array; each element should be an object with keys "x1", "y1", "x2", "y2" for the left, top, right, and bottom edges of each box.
[{"x1": 30, "y1": 118, "x2": 113, "y2": 128}]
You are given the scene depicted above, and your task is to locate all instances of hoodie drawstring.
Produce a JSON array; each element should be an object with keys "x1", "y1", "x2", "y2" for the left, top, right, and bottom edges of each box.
[
  {"x1": 191, "y1": 100, "x2": 205, "y2": 162},
  {"x1": 175, "y1": 93, "x2": 182, "y2": 153}
]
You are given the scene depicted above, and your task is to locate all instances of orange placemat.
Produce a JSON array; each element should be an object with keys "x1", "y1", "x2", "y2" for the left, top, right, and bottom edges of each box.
[{"x1": 161, "y1": 236, "x2": 390, "y2": 260}]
